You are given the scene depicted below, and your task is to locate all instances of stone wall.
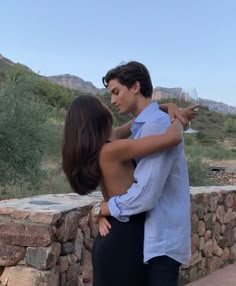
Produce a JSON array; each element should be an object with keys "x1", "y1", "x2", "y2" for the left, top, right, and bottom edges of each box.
[
  {"x1": 180, "y1": 186, "x2": 236, "y2": 285},
  {"x1": 0, "y1": 193, "x2": 102, "y2": 286},
  {"x1": 0, "y1": 186, "x2": 235, "y2": 286}
]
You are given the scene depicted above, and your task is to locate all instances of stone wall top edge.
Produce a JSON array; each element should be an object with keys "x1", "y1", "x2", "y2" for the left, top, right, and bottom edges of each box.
[
  {"x1": 0, "y1": 192, "x2": 103, "y2": 214},
  {"x1": 190, "y1": 185, "x2": 236, "y2": 195}
]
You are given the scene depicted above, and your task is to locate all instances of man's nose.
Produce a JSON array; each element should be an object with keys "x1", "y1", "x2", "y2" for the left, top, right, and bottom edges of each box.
[{"x1": 111, "y1": 94, "x2": 116, "y2": 105}]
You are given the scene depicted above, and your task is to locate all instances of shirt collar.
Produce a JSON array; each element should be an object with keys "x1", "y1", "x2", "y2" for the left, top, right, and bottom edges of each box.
[{"x1": 134, "y1": 101, "x2": 159, "y2": 123}]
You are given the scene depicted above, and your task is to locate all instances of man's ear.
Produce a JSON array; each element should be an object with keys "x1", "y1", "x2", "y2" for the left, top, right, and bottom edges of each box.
[{"x1": 132, "y1": 81, "x2": 141, "y2": 94}]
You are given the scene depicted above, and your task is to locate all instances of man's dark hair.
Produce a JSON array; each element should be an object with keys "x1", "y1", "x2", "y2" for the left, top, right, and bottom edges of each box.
[{"x1": 102, "y1": 61, "x2": 153, "y2": 98}]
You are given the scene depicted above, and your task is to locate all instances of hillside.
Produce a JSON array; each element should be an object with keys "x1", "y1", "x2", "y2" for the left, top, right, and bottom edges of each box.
[
  {"x1": 48, "y1": 75, "x2": 236, "y2": 115},
  {"x1": 1, "y1": 54, "x2": 235, "y2": 114},
  {"x1": 0, "y1": 54, "x2": 235, "y2": 196},
  {"x1": 0, "y1": 53, "x2": 235, "y2": 144},
  {"x1": 0, "y1": 54, "x2": 15, "y2": 70}
]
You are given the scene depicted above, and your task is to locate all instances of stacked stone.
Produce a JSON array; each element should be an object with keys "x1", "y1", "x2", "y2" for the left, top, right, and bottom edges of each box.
[
  {"x1": 180, "y1": 188, "x2": 236, "y2": 284},
  {"x1": 0, "y1": 193, "x2": 101, "y2": 286},
  {"x1": 209, "y1": 171, "x2": 236, "y2": 185},
  {"x1": 0, "y1": 188, "x2": 236, "y2": 286}
]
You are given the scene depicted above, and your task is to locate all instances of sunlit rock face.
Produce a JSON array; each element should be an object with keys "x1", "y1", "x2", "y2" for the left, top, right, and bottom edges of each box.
[{"x1": 153, "y1": 86, "x2": 236, "y2": 114}]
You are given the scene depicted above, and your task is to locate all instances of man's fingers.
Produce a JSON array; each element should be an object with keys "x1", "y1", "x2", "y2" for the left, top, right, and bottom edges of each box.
[
  {"x1": 105, "y1": 220, "x2": 111, "y2": 229},
  {"x1": 98, "y1": 217, "x2": 111, "y2": 236},
  {"x1": 99, "y1": 224, "x2": 110, "y2": 236}
]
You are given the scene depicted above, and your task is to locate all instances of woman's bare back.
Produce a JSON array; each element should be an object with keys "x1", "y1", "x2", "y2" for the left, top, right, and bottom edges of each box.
[
  {"x1": 98, "y1": 119, "x2": 184, "y2": 200},
  {"x1": 99, "y1": 144, "x2": 135, "y2": 200}
]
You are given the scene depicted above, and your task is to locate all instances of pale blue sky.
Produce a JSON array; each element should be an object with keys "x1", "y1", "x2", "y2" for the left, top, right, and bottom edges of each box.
[{"x1": 1, "y1": 0, "x2": 236, "y2": 106}]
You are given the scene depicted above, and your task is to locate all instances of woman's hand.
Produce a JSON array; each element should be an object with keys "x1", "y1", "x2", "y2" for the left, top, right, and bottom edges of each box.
[{"x1": 98, "y1": 216, "x2": 111, "y2": 236}]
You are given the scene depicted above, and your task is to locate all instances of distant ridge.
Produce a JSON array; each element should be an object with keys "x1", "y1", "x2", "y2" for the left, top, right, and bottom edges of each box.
[
  {"x1": 0, "y1": 54, "x2": 235, "y2": 114},
  {"x1": 47, "y1": 74, "x2": 106, "y2": 95},
  {"x1": 153, "y1": 87, "x2": 236, "y2": 114},
  {"x1": 0, "y1": 54, "x2": 15, "y2": 69},
  {"x1": 48, "y1": 74, "x2": 236, "y2": 114},
  {"x1": 0, "y1": 54, "x2": 33, "y2": 72}
]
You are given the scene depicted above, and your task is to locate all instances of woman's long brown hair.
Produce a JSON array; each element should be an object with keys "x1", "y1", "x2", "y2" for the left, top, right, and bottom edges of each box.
[{"x1": 62, "y1": 95, "x2": 113, "y2": 195}]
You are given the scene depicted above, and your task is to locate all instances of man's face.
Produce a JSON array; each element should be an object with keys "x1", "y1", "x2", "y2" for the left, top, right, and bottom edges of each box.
[{"x1": 108, "y1": 79, "x2": 138, "y2": 115}]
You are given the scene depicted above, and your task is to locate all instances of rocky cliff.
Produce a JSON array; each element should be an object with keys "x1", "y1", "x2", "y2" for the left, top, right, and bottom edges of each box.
[
  {"x1": 48, "y1": 75, "x2": 236, "y2": 114},
  {"x1": 47, "y1": 74, "x2": 106, "y2": 95},
  {"x1": 199, "y1": 98, "x2": 236, "y2": 114},
  {"x1": 152, "y1": 86, "x2": 236, "y2": 114}
]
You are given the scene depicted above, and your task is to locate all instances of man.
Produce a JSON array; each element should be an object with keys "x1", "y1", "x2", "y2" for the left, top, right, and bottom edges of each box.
[{"x1": 93, "y1": 61, "x2": 194, "y2": 286}]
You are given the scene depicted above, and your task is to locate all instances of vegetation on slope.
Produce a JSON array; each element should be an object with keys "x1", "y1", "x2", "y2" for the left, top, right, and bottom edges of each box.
[{"x1": 0, "y1": 59, "x2": 235, "y2": 198}]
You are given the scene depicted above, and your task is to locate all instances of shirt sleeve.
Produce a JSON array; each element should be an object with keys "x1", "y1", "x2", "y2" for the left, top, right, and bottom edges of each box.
[{"x1": 108, "y1": 121, "x2": 176, "y2": 220}]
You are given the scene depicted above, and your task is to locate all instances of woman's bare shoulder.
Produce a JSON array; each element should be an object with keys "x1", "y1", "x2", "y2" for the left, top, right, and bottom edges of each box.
[
  {"x1": 99, "y1": 141, "x2": 115, "y2": 159},
  {"x1": 99, "y1": 140, "x2": 122, "y2": 162}
]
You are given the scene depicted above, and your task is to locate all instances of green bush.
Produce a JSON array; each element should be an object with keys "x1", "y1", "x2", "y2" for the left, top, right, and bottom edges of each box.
[
  {"x1": 183, "y1": 134, "x2": 194, "y2": 146},
  {"x1": 0, "y1": 64, "x2": 79, "y2": 109},
  {"x1": 224, "y1": 118, "x2": 236, "y2": 133},
  {"x1": 0, "y1": 77, "x2": 56, "y2": 188},
  {"x1": 185, "y1": 142, "x2": 236, "y2": 161},
  {"x1": 187, "y1": 156, "x2": 212, "y2": 186}
]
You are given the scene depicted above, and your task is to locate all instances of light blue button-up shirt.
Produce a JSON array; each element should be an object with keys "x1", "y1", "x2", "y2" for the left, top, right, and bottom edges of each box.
[{"x1": 108, "y1": 102, "x2": 191, "y2": 264}]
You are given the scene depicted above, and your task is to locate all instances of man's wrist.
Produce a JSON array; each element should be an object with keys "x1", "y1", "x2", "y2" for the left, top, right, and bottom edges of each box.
[
  {"x1": 93, "y1": 202, "x2": 102, "y2": 217},
  {"x1": 91, "y1": 201, "x2": 111, "y2": 217},
  {"x1": 100, "y1": 201, "x2": 110, "y2": 216}
]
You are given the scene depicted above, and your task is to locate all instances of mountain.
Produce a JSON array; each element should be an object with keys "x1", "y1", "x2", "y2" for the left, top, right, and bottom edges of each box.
[
  {"x1": 47, "y1": 74, "x2": 106, "y2": 95},
  {"x1": 0, "y1": 54, "x2": 15, "y2": 69},
  {"x1": 1, "y1": 54, "x2": 235, "y2": 114},
  {"x1": 198, "y1": 98, "x2": 236, "y2": 114},
  {"x1": 0, "y1": 54, "x2": 33, "y2": 72},
  {"x1": 153, "y1": 87, "x2": 236, "y2": 114},
  {"x1": 48, "y1": 75, "x2": 236, "y2": 114}
]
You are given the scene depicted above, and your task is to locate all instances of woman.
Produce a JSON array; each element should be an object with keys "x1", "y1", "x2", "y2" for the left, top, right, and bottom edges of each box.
[{"x1": 62, "y1": 94, "x2": 188, "y2": 286}]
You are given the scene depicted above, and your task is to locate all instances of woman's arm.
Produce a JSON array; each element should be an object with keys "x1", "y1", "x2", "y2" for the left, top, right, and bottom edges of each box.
[
  {"x1": 110, "y1": 119, "x2": 134, "y2": 140},
  {"x1": 159, "y1": 103, "x2": 187, "y2": 126},
  {"x1": 100, "y1": 119, "x2": 183, "y2": 162},
  {"x1": 111, "y1": 103, "x2": 199, "y2": 140},
  {"x1": 160, "y1": 102, "x2": 200, "y2": 123},
  {"x1": 113, "y1": 103, "x2": 185, "y2": 140}
]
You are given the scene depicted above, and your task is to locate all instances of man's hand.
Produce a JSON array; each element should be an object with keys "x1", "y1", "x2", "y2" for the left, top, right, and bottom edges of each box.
[
  {"x1": 90, "y1": 205, "x2": 101, "y2": 225},
  {"x1": 182, "y1": 104, "x2": 200, "y2": 121},
  {"x1": 98, "y1": 217, "x2": 111, "y2": 236},
  {"x1": 90, "y1": 202, "x2": 112, "y2": 235}
]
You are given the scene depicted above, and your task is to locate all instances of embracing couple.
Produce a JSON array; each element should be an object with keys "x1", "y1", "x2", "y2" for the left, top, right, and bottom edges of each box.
[{"x1": 62, "y1": 61, "x2": 198, "y2": 286}]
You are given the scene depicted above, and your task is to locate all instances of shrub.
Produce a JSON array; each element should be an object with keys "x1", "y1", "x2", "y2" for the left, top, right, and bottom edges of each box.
[
  {"x1": 0, "y1": 76, "x2": 54, "y2": 188},
  {"x1": 187, "y1": 156, "x2": 212, "y2": 186},
  {"x1": 184, "y1": 135, "x2": 194, "y2": 146},
  {"x1": 224, "y1": 118, "x2": 236, "y2": 133}
]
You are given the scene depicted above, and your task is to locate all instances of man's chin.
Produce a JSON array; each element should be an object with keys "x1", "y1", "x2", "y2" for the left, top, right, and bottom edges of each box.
[{"x1": 119, "y1": 110, "x2": 129, "y2": 115}]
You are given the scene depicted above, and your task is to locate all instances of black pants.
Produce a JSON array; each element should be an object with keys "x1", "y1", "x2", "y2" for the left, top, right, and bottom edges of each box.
[
  {"x1": 92, "y1": 213, "x2": 146, "y2": 286},
  {"x1": 147, "y1": 255, "x2": 181, "y2": 286}
]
